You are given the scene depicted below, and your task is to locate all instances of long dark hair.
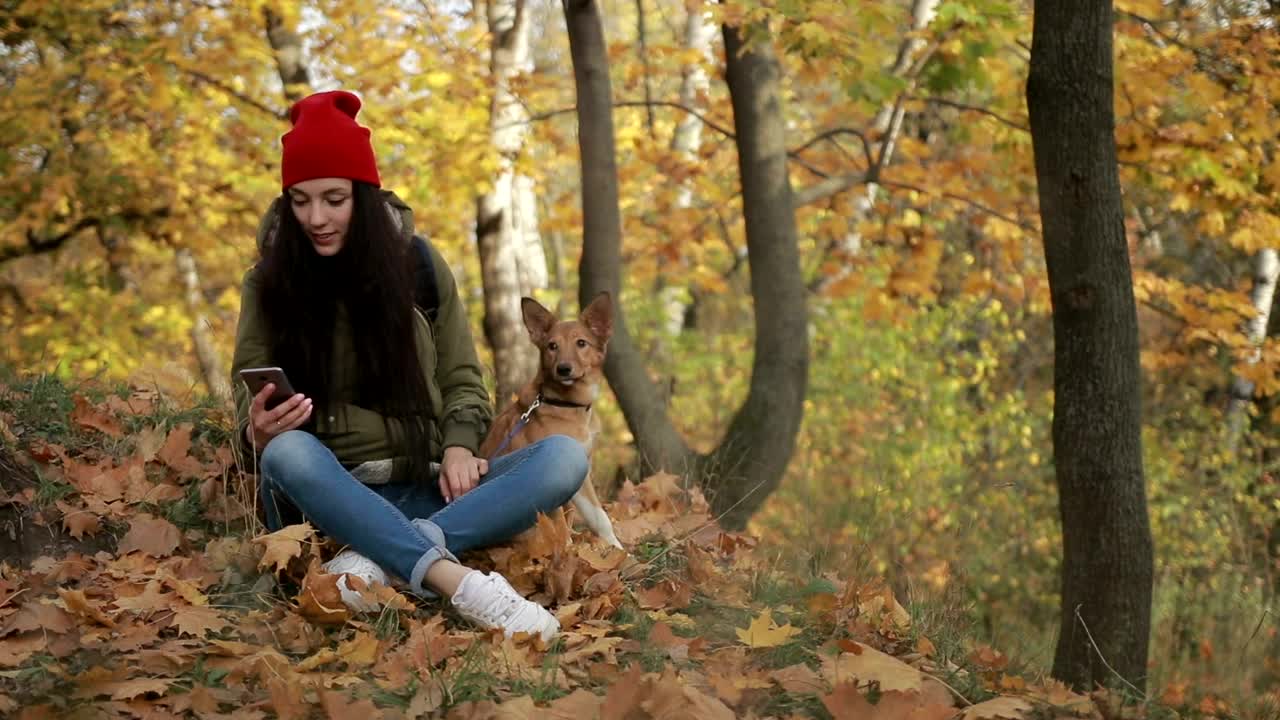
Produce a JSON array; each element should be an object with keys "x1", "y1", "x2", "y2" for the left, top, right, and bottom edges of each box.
[{"x1": 257, "y1": 181, "x2": 434, "y2": 481}]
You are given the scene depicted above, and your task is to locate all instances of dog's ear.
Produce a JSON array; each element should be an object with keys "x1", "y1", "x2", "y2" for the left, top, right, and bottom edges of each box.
[
  {"x1": 580, "y1": 291, "x2": 613, "y2": 343},
  {"x1": 521, "y1": 297, "x2": 557, "y2": 344}
]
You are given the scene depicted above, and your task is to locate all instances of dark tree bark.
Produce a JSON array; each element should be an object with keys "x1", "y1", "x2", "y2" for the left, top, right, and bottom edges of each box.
[
  {"x1": 563, "y1": 0, "x2": 807, "y2": 528},
  {"x1": 1026, "y1": 0, "x2": 1154, "y2": 693},
  {"x1": 563, "y1": 0, "x2": 689, "y2": 477},
  {"x1": 709, "y1": 23, "x2": 809, "y2": 526}
]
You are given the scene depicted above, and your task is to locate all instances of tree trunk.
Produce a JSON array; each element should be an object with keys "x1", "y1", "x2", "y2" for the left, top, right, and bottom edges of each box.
[
  {"x1": 564, "y1": 0, "x2": 691, "y2": 475},
  {"x1": 708, "y1": 23, "x2": 809, "y2": 527},
  {"x1": 478, "y1": 0, "x2": 546, "y2": 410},
  {"x1": 263, "y1": 5, "x2": 310, "y2": 104},
  {"x1": 563, "y1": 0, "x2": 807, "y2": 528},
  {"x1": 1227, "y1": 247, "x2": 1279, "y2": 443},
  {"x1": 1027, "y1": 0, "x2": 1154, "y2": 693},
  {"x1": 175, "y1": 248, "x2": 231, "y2": 402},
  {"x1": 656, "y1": 0, "x2": 715, "y2": 341}
]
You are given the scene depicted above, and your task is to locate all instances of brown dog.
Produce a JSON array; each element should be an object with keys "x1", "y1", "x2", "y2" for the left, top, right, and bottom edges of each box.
[{"x1": 478, "y1": 292, "x2": 623, "y2": 549}]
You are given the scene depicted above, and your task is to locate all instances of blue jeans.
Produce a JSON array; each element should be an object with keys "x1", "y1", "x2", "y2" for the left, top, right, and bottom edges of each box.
[{"x1": 257, "y1": 430, "x2": 588, "y2": 595}]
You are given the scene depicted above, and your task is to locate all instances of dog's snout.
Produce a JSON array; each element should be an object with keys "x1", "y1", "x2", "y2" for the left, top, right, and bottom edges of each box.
[{"x1": 556, "y1": 363, "x2": 573, "y2": 377}]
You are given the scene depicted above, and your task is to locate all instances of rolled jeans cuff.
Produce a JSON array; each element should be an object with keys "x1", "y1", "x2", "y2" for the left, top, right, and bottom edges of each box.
[{"x1": 408, "y1": 518, "x2": 458, "y2": 599}]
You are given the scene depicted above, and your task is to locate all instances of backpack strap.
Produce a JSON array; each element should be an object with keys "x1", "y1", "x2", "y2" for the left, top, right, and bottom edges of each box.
[{"x1": 411, "y1": 235, "x2": 441, "y2": 324}]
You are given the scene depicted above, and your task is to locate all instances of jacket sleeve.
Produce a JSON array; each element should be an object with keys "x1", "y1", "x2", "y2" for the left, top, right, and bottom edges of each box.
[
  {"x1": 229, "y1": 267, "x2": 271, "y2": 463},
  {"x1": 428, "y1": 243, "x2": 493, "y2": 454}
]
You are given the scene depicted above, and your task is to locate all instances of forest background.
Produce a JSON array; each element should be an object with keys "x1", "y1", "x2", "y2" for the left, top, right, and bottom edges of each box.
[{"x1": 1, "y1": 0, "x2": 1279, "y2": 715}]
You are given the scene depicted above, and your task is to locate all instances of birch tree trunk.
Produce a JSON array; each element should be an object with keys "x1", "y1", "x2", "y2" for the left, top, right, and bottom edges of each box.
[
  {"x1": 795, "y1": 0, "x2": 939, "y2": 293},
  {"x1": 1027, "y1": 0, "x2": 1154, "y2": 692},
  {"x1": 263, "y1": 5, "x2": 310, "y2": 103},
  {"x1": 1227, "y1": 247, "x2": 1279, "y2": 443},
  {"x1": 176, "y1": 248, "x2": 231, "y2": 402},
  {"x1": 657, "y1": 0, "x2": 715, "y2": 339},
  {"x1": 564, "y1": 0, "x2": 808, "y2": 528},
  {"x1": 477, "y1": 0, "x2": 547, "y2": 409}
]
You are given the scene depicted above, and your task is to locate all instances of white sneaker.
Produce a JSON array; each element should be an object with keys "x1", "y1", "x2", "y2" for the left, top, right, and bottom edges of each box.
[
  {"x1": 450, "y1": 571, "x2": 560, "y2": 642},
  {"x1": 322, "y1": 549, "x2": 389, "y2": 613}
]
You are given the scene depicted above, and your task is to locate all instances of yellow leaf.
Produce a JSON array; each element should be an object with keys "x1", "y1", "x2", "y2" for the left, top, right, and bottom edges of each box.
[
  {"x1": 735, "y1": 608, "x2": 801, "y2": 648},
  {"x1": 254, "y1": 523, "x2": 316, "y2": 575},
  {"x1": 337, "y1": 631, "x2": 379, "y2": 667}
]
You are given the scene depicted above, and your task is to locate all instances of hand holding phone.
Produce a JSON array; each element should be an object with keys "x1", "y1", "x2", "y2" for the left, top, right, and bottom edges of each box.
[{"x1": 239, "y1": 367, "x2": 312, "y2": 448}]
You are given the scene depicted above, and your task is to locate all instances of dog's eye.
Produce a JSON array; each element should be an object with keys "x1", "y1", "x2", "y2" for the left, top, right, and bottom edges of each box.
[
  {"x1": 547, "y1": 342, "x2": 558, "y2": 351},
  {"x1": 576, "y1": 338, "x2": 588, "y2": 348}
]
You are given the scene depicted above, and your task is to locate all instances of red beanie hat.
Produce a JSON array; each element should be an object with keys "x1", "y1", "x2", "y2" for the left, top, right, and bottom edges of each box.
[{"x1": 281, "y1": 90, "x2": 381, "y2": 190}]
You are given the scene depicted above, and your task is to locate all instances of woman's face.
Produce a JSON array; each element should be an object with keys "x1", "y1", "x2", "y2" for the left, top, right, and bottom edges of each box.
[{"x1": 288, "y1": 178, "x2": 353, "y2": 257}]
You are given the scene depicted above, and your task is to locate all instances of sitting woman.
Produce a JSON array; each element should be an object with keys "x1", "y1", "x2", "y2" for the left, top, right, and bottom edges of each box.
[{"x1": 231, "y1": 90, "x2": 585, "y2": 641}]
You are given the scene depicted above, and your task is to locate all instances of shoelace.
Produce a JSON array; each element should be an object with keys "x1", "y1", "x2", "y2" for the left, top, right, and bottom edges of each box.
[{"x1": 467, "y1": 578, "x2": 529, "y2": 626}]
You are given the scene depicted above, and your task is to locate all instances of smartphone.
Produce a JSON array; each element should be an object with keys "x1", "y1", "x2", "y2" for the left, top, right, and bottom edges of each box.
[{"x1": 238, "y1": 366, "x2": 297, "y2": 410}]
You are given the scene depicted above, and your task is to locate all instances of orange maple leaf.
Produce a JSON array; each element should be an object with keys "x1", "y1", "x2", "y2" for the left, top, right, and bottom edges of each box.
[{"x1": 70, "y1": 395, "x2": 124, "y2": 438}]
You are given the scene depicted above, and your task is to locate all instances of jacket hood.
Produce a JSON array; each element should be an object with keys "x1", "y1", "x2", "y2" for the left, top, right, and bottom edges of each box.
[{"x1": 255, "y1": 188, "x2": 416, "y2": 256}]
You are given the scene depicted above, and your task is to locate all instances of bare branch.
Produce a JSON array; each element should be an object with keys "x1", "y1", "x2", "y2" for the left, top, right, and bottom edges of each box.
[
  {"x1": 878, "y1": 178, "x2": 1039, "y2": 234},
  {"x1": 523, "y1": 98, "x2": 736, "y2": 140},
  {"x1": 183, "y1": 68, "x2": 287, "y2": 120},
  {"x1": 789, "y1": 127, "x2": 874, "y2": 169},
  {"x1": 794, "y1": 172, "x2": 863, "y2": 207},
  {"x1": 1, "y1": 218, "x2": 99, "y2": 263},
  {"x1": 908, "y1": 95, "x2": 1029, "y2": 132}
]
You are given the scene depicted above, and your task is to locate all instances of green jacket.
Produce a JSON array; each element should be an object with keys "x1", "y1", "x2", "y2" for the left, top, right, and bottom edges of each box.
[{"x1": 230, "y1": 191, "x2": 492, "y2": 482}]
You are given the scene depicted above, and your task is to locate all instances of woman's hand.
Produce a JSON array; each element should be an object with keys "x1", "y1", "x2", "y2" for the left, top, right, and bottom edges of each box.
[
  {"x1": 246, "y1": 383, "x2": 312, "y2": 449},
  {"x1": 440, "y1": 446, "x2": 488, "y2": 502}
]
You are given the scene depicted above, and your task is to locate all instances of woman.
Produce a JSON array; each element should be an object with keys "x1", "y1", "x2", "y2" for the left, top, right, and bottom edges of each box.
[{"x1": 231, "y1": 90, "x2": 585, "y2": 641}]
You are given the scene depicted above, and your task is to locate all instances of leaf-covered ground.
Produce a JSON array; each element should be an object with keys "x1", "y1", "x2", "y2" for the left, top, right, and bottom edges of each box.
[{"x1": 0, "y1": 374, "x2": 1221, "y2": 719}]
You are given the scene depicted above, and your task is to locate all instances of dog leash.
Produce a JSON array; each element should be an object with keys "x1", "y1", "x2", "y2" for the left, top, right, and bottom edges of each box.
[
  {"x1": 486, "y1": 393, "x2": 592, "y2": 461},
  {"x1": 487, "y1": 395, "x2": 542, "y2": 461}
]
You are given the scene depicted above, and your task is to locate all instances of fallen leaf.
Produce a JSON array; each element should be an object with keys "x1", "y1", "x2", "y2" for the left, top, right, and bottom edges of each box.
[
  {"x1": 76, "y1": 676, "x2": 175, "y2": 701},
  {"x1": 296, "y1": 565, "x2": 350, "y2": 625},
  {"x1": 600, "y1": 663, "x2": 646, "y2": 719},
  {"x1": 297, "y1": 646, "x2": 342, "y2": 672},
  {"x1": 254, "y1": 523, "x2": 316, "y2": 575},
  {"x1": 57, "y1": 588, "x2": 115, "y2": 627},
  {"x1": 968, "y1": 644, "x2": 1009, "y2": 671},
  {"x1": 823, "y1": 682, "x2": 875, "y2": 720},
  {"x1": 960, "y1": 696, "x2": 1035, "y2": 719},
  {"x1": 545, "y1": 688, "x2": 603, "y2": 719},
  {"x1": 577, "y1": 544, "x2": 626, "y2": 571},
  {"x1": 736, "y1": 608, "x2": 802, "y2": 648},
  {"x1": 320, "y1": 689, "x2": 382, "y2": 720},
  {"x1": 917, "y1": 636, "x2": 937, "y2": 657},
  {"x1": 71, "y1": 395, "x2": 124, "y2": 437},
  {"x1": 770, "y1": 663, "x2": 825, "y2": 694},
  {"x1": 1, "y1": 601, "x2": 74, "y2": 637},
  {"x1": 134, "y1": 425, "x2": 167, "y2": 462},
  {"x1": 158, "y1": 424, "x2": 202, "y2": 476},
  {"x1": 870, "y1": 691, "x2": 958, "y2": 720},
  {"x1": 118, "y1": 513, "x2": 183, "y2": 558},
  {"x1": 822, "y1": 643, "x2": 951, "y2": 703},
  {"x1": 57, "y1": 501, "x2": 102, "y2": 540},
  {"x1": 0, "y1": 633, "x2": 48, "y2": 667},
  {"x1": 113, "y1": 580, "x2": 174, "y2": 614},
  {"x1": 524, "y1": 510, "x2": 571, "y2": 559},
  {"x1": 406, "y1": 681, "x2": 445, "y2": 719},
  {"x1": 172, "y1": 606, "x2": 233, "y2": 638},
  {"x1": 337, "y1": 631, "x2": 379, "y2": 667}
]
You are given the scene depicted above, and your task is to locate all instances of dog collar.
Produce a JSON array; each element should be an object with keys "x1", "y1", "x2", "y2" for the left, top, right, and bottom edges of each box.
[{"x1": 537, "y1": 393, "x2": 591, "y2": 411}]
